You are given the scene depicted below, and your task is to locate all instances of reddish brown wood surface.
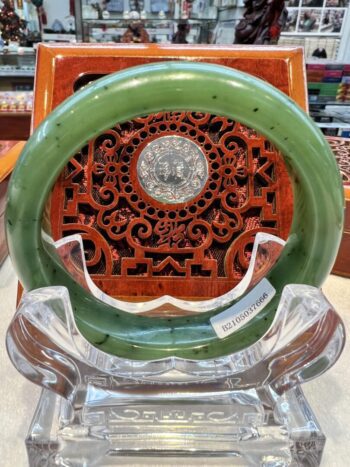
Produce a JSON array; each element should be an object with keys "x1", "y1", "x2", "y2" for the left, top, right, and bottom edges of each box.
[
  {"x1": 0, "y1": 113, "x2": 31, "y2": 140},
  {"x1": 31, "y1": 44, "x2": 307, "y2": 300},
  {"x1": 327, "y1": 137, "x2": 350, "y2": 277}
]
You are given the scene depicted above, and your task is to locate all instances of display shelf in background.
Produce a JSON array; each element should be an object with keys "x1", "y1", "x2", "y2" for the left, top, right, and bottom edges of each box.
[
  {"x1": 280, "y1": 0, "x2": 350, "y2": 59},
  {"x1": 306, "y1": 61, "x2": 350, "y2": 135},
  {"x1": 0, "y1": 49, "x2": 35, "y2": 92},
  {"x1": 81, "y1": 18, "x2": 217, "y2": 43},
  {"x1": 0, "y1": 49, "x2": 34, "y2": 140},
  {"x1": 14, "y1": 0, "x2": 76, "y2": 44},
  {"x1": 77, "y1": 0, "x2": 218, "y2": 43},
  {"x1": 0, "y1": 91, "x2": 33, "y2": 112},
  {"x1": 1, "y1": 0, "x2": 349, "y2": 55}
]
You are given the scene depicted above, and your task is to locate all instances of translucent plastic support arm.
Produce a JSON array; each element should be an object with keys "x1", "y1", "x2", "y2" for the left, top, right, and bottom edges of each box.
[{"x1": 53, "y1": 231, "x2": 286, "y2": 316}]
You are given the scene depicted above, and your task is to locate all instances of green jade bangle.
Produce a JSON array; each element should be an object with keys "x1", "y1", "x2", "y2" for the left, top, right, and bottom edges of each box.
[{"x1": 6, "y1": 62, "x2": 344, "y2": 360}]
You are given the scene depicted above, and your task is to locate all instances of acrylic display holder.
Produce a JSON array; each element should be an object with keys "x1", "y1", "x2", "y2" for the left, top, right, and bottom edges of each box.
[{"x1": 6, "y1": 234, "x2": 345, "y2": 466}]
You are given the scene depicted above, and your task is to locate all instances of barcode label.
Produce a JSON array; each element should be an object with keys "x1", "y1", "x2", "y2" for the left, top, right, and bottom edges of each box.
[{"x1": 210, "y1": 278, "x2": 276, "y2": 339}]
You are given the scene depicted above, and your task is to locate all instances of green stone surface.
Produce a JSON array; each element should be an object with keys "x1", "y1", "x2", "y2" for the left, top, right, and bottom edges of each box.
[{"x1": 6, "y1": 62, "x2": 344, "y2": 360}]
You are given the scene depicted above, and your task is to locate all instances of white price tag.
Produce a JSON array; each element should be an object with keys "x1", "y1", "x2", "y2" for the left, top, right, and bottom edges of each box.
[{"x1": 210, "y1": 278, "x2": 276, "y2": 339}]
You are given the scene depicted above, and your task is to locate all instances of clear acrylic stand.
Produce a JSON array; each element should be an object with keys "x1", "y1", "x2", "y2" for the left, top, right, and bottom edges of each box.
[{"x1": 6, "y1": 234, "x2": 345, "y2": 466}]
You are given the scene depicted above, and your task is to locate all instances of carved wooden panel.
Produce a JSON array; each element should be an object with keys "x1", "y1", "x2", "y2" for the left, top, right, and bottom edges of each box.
[
  {"x1": 327, "y1": 137, "x2": 350, "y2": 190},
  {"x1": 327, "y1": 136, "x2": 350, "y2": 278},
  {"x1": 51, "y1": 111, "x2": 291, "y2": 298},
  {"x1": 34, "y1": 45, "x2": 307, "y2": 300}
]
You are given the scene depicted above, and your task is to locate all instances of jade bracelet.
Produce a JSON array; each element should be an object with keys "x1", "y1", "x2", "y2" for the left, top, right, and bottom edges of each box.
[{"x1": 6, "y1": 62, "x2": 344, "y2": 360}]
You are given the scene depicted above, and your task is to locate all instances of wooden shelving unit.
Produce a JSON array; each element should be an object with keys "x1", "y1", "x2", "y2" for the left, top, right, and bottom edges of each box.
[{"x1": 0, "y1": 112, "x2": 31, "y2": 140}]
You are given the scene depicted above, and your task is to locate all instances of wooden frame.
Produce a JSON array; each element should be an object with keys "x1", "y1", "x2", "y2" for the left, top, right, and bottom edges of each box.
[{"x1": 32, "y1": 44, "x2": 307, "y2": 299}]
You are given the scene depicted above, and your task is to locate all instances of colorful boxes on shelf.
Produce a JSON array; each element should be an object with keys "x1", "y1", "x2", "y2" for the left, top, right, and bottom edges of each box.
[{"x1": 307, "y1": 63, "x2": 350, "y2": 103}]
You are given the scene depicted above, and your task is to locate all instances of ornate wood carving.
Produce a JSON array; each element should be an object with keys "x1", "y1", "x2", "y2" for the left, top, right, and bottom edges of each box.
[
  {"x1": 327, "y1": 137, "x2": 350, "y2": 189},
  {"x1": 34, "y1": 45, "x2": 307, "y2": 300},
  {"x1": 326, "y1": 136, "x2": 350, "y2": 278},
  {"x1": 51, "y1": 107, "x2": 292, "y2": 298}
]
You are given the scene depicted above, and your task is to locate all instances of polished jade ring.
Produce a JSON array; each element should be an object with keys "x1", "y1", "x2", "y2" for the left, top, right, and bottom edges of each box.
[{"x1": 6, "y1": 62, "x2": 344, "y2": 360}]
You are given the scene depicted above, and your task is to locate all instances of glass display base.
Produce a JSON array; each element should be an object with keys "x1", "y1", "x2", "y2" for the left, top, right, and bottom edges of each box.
[
  {"x1": 6, "y1": 235, "x2": 344, "y2": 467},
  {"x1": 27, "y1": 383, "x2": 324, "y2": 466}
]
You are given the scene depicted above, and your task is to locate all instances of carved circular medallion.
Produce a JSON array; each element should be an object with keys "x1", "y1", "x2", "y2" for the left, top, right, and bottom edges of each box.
[{"x1": 137, "y1": 136, "x2": 208, "y2": 204}]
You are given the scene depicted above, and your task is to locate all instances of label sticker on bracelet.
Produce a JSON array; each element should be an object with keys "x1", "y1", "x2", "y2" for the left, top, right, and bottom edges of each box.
[{"x1": 210, "y1": 279, "x2": 276, "y2": 339}]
